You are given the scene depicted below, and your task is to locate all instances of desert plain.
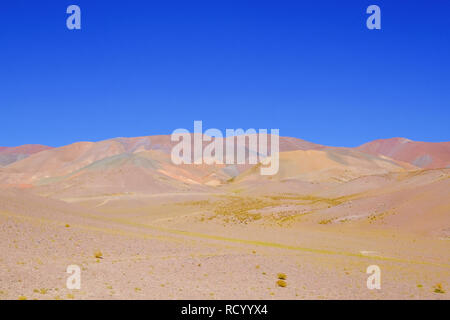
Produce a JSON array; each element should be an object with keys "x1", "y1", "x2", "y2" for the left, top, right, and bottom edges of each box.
[{"x1": 0, "y1": 135, "x2": 449, "y2": 299}]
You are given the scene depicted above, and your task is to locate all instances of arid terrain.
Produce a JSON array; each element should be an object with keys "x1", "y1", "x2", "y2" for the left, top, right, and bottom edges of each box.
[{"x1": 0, "y1": 135, "x2": 449, "y2": 300}]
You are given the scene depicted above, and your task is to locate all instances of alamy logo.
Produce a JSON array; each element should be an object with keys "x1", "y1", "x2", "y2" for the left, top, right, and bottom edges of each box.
[
  {"x1": 66, "y1": 264, "x2": 81, "y2": 289},
  {"x1": 170, "y1": 121, "x2": 280, "y2": 175},
  {"x1": 366, "y1": 5, "x2": 381, "y2": 30},
  {"x1": 366, "y1": 265, "x2": 381, "y2": 289},
  {"x1": 66, "y1": 5, "x2": 81, "y2": 30}
]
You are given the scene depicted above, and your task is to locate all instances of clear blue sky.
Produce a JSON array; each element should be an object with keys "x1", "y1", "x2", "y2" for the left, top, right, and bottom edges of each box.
[{"x1": 1, "y1": 1, "x2": 449, "y2": 147}]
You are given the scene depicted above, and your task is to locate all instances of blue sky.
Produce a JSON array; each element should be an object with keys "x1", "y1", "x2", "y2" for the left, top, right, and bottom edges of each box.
[{"x1": 1, "y1": 1, "x2": 449, "y2": 147}]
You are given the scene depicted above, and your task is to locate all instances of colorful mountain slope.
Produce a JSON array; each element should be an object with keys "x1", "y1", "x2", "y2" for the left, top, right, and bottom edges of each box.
[
  {"x1": 0, "y1": 144, "x2": 53, "y2": 166},
  {"x1": 357, "y1": 138, "x2": 450, "y2": 169}
]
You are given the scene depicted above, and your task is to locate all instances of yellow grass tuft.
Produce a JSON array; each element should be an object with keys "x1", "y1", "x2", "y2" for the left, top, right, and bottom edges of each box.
[
  {"x1": 433, "y1": 283, "x2": 445, "y2": 294},
  {"x1": 34, "y1": 288, "x2": 48, "y2": 294},
  {"x1": 277, "y1": 273, "x2": 287, "y2": 280},
  {"x1": 276, "y1": 280, "x2": 287, "y2": 287},
  {"x1": 318, "y1": 219, "x2": 333, "y2": 225},
  {"x1": 18, "y1": 295, "x2": 27, "y2": 300},
  {"x1": 94, "y1": 251, "x2": 103, "y2": 259}
]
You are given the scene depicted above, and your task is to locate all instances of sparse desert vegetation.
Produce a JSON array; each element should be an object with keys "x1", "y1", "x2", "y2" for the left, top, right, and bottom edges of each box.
[
  {"x1": 277, "y1": 273, "x2": 287, "y2": 280},
  {"x1": 433, "y1": 283, "x2": 445, "y2": 294}
]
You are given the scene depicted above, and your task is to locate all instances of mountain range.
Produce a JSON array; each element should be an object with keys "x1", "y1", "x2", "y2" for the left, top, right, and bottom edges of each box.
[
  {"x1": 1, "y1": 135, "x2": 449, "y2": 300},
  {"x1": 0, "y1": 135, "x2": 449, "y2": 197}
]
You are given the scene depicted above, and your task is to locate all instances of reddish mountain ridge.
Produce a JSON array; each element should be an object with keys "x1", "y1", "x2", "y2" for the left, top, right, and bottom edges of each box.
[
  {"x1": 357, "y1": 138, "x2": 450, "y2": 169},
  {"x1": 0, "y1": 136, "x2": 448, "y2": 197},
  {"x1": 0, "y1": 144, "x2": 53, "y2": 166}
]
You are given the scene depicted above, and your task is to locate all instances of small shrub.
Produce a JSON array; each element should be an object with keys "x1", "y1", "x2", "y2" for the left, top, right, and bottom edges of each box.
[
  {"x1": 433, "y1": 283, "x2": 445, "y2": 294},
  {"x1": 276, "y1": 280, "x2": 287, "y2": 287},
  {"x1": 18, "y1": 296, "x2": 27, "y2": 300},
  {"x1": 277, "y1": 273, "x2": 287, "y2": 280},
  {"x1": 94, "y1": 251, "x2": 103, "y2": 259}
]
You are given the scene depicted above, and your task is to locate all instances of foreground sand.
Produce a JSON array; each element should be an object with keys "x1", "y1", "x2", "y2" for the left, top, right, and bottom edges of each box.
[{"x1": 0, "y1": 188, "x2": 448, "y2": 300}]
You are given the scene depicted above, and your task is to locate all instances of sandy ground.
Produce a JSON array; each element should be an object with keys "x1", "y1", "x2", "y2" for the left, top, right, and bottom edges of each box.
[{"x1": 0, "y1": 188, "x2": 448, "y2": 300}]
